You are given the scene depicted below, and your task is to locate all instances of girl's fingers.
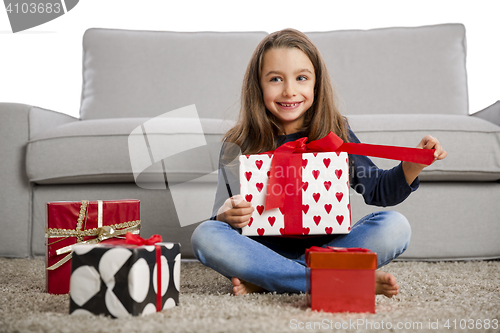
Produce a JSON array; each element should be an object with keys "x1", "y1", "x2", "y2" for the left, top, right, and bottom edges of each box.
[
  {"x1": 228, "y1": 206, "x2": 254, "y2": 218},
  {"x1": 436, "y1": 149, "x2": 447, "y2": 160},
  {"x1": 421, "y1": 135, "x2": 438, "y2": 149},
  {"x1": 227, "y1": 214, "x2": 252, "y2": 228},
  {"x1": 418, "y1": 135, "x2": 447, "y2": 161},
  {"x1": 229, "y1": 195, "x2": 252, "y2": 208},
  {"x1": 223, "y1": 195, "x2": 254, "y2": 228},
  {"x1": 427, "y1": 140, "x2": 447, "y2": 161},
  {"x1": 229, "y1": 219, "x2": 251, "y2": 229}
]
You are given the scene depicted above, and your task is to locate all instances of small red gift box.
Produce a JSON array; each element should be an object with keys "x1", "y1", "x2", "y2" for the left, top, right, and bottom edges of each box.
[
  {"x1": 45, "y1": 199, "x2": 141, "y2": 294},
  {"x1": 306, "y1": 246, "x2": 377, "y2": 313}
]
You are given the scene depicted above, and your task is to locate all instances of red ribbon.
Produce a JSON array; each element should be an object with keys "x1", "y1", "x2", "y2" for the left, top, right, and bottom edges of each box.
[
  {"x1": 265, "y1": 131, "x2": 435, "y2": 211},
  {"x1": 155, "y1": 244, "x2": 162, "y2": 312},
  {"x1": 125, "y1": 232, "x2": 163, "y2": 311},
  {"x1": 125, "y1": 232, "x2": 162, "y2": 245}
]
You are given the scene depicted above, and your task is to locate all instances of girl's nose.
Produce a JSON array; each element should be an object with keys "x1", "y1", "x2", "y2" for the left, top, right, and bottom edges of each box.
[{"x1": 282, "y1": 82, "x2": 297, "y2": 97}]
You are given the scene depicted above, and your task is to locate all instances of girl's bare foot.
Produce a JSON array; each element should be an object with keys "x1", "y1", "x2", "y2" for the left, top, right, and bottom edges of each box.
[
  {"x1": 375, "y1": 270, "x2": 399, "y2": 297},
  {"x1": 231, "y1": 277, "x2": 265, "y2": 296}
]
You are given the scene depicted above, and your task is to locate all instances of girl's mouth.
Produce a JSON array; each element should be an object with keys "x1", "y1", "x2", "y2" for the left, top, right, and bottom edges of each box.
[{"x1": 277, "y1": 102, "x2": 302, "y2": 109}]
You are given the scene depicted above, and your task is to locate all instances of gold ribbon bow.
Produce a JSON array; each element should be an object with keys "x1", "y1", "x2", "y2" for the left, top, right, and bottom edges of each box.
[{"x1": 45, "y1": 200, "x2": 141, "y2": 270}]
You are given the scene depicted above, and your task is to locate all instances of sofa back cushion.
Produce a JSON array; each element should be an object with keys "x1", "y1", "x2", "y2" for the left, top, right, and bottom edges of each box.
[
  {"x1": 80, "y1": 29, "x2": 266, "y2": 121},
  {"x1": 307, "y1": 23, "x2": 468, "y2": 115},
  {"x1": 80, "y1": 24, "x2": 468, "y2": 121}
]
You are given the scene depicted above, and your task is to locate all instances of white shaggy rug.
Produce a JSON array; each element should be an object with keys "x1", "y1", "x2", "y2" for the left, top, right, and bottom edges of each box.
[{"x1": 0, "y1": 258, "x2": 499, "y2": 333}]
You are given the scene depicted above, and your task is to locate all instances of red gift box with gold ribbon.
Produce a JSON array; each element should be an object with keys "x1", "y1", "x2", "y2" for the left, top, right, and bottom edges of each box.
[
  {"x1": 240, "y1": 132, "x2": 434, "y2": 236},
  {"x1": 45, "y1": 199, "x2": 141, "y2": 294},
  {"x1": 306, "y1": 246, "x2": 377, "y2": 313}
]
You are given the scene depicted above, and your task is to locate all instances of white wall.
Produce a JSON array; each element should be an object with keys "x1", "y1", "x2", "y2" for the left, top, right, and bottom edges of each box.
[{"x1": 1, "y1": 0, "x2": 498, "y2": 118}]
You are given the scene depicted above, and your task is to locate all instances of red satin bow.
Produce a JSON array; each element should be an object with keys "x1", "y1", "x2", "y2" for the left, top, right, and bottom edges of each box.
[
  {"x1": 265, "y1": 131, "x2": 435, "y2": 211},
  {"x1": 125, "y1": 232, "x2": 162, "y2": 245},
  {"x1": 265, "y1": 132, "x2": 343, "y2": 210}
]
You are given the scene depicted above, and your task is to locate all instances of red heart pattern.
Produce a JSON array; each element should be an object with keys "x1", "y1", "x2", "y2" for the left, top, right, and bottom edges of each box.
[
  {"x1": 302, "y1": 182, "x2": 309, "y2": 191},
  {"x1": 268, "y1": 216, "x2": 276, "y2": 226},
  {"x1": 313, "y1": 193, "x2": 321, "y2": 203},
  {"x1": 302, "y1": 159, "x2": 308, "y2": 168},
  {"x1": 255, "y1": 160, "x2": 263, "y2": 170},
  {"x1": 302, "y1": 227, "x2": 310, "y2": 235},
  {"x1": 256, "y1": 183, "x2": 264, "y2": 192},
  {"x1": 302, "y1": 204, "x2": 309, "y2": 214},
  {"x1": 256, "y1": 205, "x2": 264, "y2": 215},
  {"x1": 336, "y1": 192, "x2": 343, "y2": 202},
  {"x1": 323, "y1": 158, "x2": 331, "y2": 168},
  {"x1": 335, "y1": 169, "x2": 342, "y2": 179},
  {"x1": 248, "y1": 217, "x2": 253, "y2": 227},
  {"x1": 245, "y1": 172, "x2": 252, "y2": 181},
  {"x1": 312, "y1": 170, "x2": 320, "y2": 180},
  {"x1": 324, "y1": 204, "x2": 332, "y2": 214},
  {"x1": 336, "y1": 215, "x2": 344, "y2": 225},
  {"x1": 313, "y1": 216, "x2": 321, "y2": 226},
  {"x1": 245, "y1": 194, "x2": 253, "y2": 202},
  {"x1": 324, "y1": 181, "x2": 331, "y2": 191},
  {"x1": 325, "y1": 227, "x2": 333, "y2": 234},
  {"x1": 257, "y1": 228, "x2": 265, "y2": 236}
]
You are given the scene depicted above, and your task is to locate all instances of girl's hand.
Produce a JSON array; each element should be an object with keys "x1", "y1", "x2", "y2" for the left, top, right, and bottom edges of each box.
[
  {"x1": 217, "y1": 194, "x2": 254, "y2": 228},
  {"x1": 416, "y1": 135, "x2": 447, "y2": 163},
  {"x1": 402, "y1": 135, "x2": 447, "y2": 185}
]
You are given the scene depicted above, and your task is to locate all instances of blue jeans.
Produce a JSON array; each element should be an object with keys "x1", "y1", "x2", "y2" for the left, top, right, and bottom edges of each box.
[{"x1": 191, "y1": 211, "x2": 411, "y2": 294}]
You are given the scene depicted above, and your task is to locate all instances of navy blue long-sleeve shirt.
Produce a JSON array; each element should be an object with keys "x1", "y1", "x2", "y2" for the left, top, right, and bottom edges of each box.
[{"x1": 211, "y1": 129, "x2": 418, "y2": 219}]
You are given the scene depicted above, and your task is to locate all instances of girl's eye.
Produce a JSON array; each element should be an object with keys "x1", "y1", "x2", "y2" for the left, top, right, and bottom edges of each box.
[
  {"x1": 270, "y1": 77, "x2": 282, "y2": 82},
  {"x1": 297, "y1": 75, "x2": 308, "y2": 81}
]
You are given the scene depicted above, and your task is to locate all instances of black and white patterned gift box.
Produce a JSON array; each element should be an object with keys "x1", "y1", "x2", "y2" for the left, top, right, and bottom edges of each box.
[{"x1": 69, "y1": 241, "x2": 180, "y2": 318}]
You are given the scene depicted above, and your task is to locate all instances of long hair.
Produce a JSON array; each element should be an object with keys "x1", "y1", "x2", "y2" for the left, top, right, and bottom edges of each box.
[{"x1": 224, "y1": 28, "x2": 349, "y2": 154}]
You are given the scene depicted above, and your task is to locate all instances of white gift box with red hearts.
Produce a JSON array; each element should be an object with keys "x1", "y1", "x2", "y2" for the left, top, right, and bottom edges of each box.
[{"x1": 239, "y1": 151, "x2": 351, "y2": 236}]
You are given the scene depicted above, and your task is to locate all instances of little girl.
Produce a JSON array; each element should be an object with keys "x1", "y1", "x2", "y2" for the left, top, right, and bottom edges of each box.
[{"x1": 191, "y1": 28, "x2": 446, "y2": 297}]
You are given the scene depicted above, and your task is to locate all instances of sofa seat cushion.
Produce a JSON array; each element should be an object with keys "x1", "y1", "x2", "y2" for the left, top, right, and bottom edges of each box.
[
  {"x1": 26, "y1": 118, "x2": 233, "y2": 184},
  {"x1": 348, "y1": 114, "x2": 500, "y2": 181},
  {"x1": 27, "y1": 114, "x2": 500, "y2": 184}
]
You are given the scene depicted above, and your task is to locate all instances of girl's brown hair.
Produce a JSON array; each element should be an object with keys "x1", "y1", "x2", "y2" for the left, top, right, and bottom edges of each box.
[{"x1": 224, "y1": 28, "x2": 349, "y2": 154}]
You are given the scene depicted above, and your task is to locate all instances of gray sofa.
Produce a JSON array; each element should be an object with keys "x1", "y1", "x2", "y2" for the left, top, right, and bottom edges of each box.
[{"x1": 2, "y1": 23, "x2": 499, "y2": 260}]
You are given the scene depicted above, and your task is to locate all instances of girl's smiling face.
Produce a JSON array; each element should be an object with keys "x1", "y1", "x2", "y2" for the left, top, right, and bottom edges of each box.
[{"x1": 260, "y1": 47, "x2": 315, "y2": 135}]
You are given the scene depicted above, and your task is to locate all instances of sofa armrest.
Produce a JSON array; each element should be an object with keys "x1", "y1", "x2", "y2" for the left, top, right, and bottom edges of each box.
[
  {"x1": 470, "y1": 101, "x2": 500, "y2": 126},
  {"x1": 29, "y1": 106, "x2": 79, "y2": 140},
  {"x1": 0, "y1": 103, "x2": 32, "y2": 257},
  {"x1": 0, "y1": 103, "x2": 78, "y2": 257}
]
